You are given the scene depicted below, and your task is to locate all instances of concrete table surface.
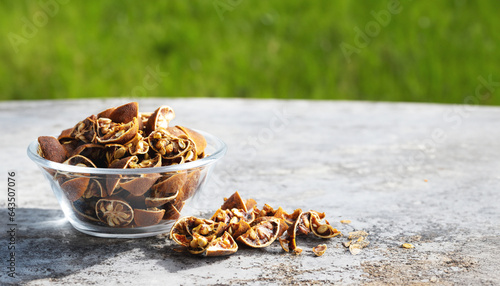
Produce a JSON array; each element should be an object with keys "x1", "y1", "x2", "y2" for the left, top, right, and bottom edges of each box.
[{"x1": 0, "y1": 98, "x2": 499, "y2": 285}]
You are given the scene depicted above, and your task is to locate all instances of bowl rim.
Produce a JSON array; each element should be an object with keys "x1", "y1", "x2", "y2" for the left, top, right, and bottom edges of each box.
[{"x1": 27, "y1": 129, "x2": 227, "y2": 175}]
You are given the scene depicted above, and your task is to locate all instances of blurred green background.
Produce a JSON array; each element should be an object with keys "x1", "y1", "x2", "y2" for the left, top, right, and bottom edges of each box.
[{"x1": 1, "y1": 0, "x2": 499, "y2": 104}]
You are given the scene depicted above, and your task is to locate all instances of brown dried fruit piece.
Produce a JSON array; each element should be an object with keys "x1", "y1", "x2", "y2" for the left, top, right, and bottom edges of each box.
[
  {"x1": 151, "y1": 172, "x2": 187, "y2": 199},
  {"x1": 312, "y1": 244, "x2": 327, "y2": 257},
  {"x1": 211, "y1": 208, "x2": 255, "y2": 225},
  {"x1": 96, "y1": 117, "x2": 139, "y2": 145},
  {"x1": 96, "y1": 199, "x2": 134, "y2": 227},
  {"x1": 82, "y1": 179, "x2": 106, "y2": 198},
  {"x1": 133, "y1": 208, "x2": 165, "y2": 227},
  {"x1": 204, "y1": 231, "x2": 238, "y2": 257},
  {"x1": 163, "y1": 202, "x2": 182, "y2": 220},
  {"x1": 145, "y1": 105, "x2": 175, "y2": 135},
  {"x1": 120, "y1": 173, "x2": 161, "y2": 197},
  {"x1": 61, "y1": 177, "x2": 90, "y2": 202},
  {"x1": 221, "y1": 191, "x2": 248, "y2": 212},
  {"x1": 99, "y1": 102, "x2": 139, "y2": 124},
  {"x1": 38, "y1": 136, "x2": 67, "y2": 163},
  {"x1": 237, "y1": 218, "x2": 280, "y2": 248},
  {"x1": 170, "y1": 216, "x2": 217, "y2": 247},
  {"x1": 126, "y1": 133, "x2": 149, "y2": 155},
  {"x1": 70, "y1": 115, "x2": 97, "y2": 143},
  {"x1": 106, "y1": 156, "x2": 139, "y2": 196},
  {"x1": 176, "y1": 126, "x2": 207, "y2": 156},
  {"x1": 310, "y1": 212, "x2": 341, "y2": 239},
  {"x1": 252, "y1": 216, "x2": 289, "y2": 237}
]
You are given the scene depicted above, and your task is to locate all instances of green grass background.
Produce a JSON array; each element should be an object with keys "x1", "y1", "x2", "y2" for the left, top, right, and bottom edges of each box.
[{"x1": 1, "y1": 0, "x2": 499, "y2": 104}]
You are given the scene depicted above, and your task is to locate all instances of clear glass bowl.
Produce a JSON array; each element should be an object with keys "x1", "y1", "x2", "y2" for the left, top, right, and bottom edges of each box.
[{"x1": 27, "y1": 130, "x2": 226, "y2": 238}]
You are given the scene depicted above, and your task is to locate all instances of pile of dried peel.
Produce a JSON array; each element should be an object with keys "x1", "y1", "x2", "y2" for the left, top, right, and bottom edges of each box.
[{"x1": 169, "y1": 191, "x2": 348, "y2": 257}]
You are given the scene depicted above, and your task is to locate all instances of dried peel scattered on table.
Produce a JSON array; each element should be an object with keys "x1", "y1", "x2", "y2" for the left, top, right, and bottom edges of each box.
[
  {"x1": 37, "y1": 102, "x2": 207, "y2": 228},
  {"x1": 401, "y1": 243, "x2": 415, "y2": 249},
  {"x1": 169, "y1": 191, "x2": 342, "y2": 257},
  {"x1": 343, "y1": 230, "x2": 370, "y2": 255}
]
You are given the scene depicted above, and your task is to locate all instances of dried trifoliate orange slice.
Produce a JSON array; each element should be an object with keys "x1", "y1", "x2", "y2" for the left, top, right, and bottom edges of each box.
[
  {"x1": 151, "y1": 172, "x2": 187, "y2": 199},
  {"x1": 126, "y1": 133, "x2": 149, "y2": 156},
  {"x1": 82, "y1": 179, "x2": 105, "y2": 199},
  {"x1": 95, "y1": 199, "x2": 134, "y2": 227},
  {"x1": 221, "y1": 191, "x2": 248, "y2": 212},
  {"x1": 70, "y1": 115, "x2": 97, "y2": 143},
  {"x1": 295, "y1": 211, "x2": 312, "y2": 235},
  {"x1": 237, "y1": 218, "x2": 280, "y2": 248},
  {"x1": 104, "y1": 144, "x2": 128, "y2": 165},
  {"x1": 170, "y1": 216, "x2": 216, "y2": 247},
  {"x1": 252, "y1": 216, "x2": 289, "y2": 237},
  {"x1": 310, "y1": 212, "x2": 341, "y2": 239},
  {"x1": 145, "y1": 105, "x2": 175, "y2": 135},
  {"x1": 96, "y1": 117, "x2": 139, "y2": 145},
  {"x1": 225, "y1": 220, "x2": 251, "y2": 239},
  {"x1": 211, "y1": 208, "x2": 255, "y2": 225},
  {"x1": 133, "y1": 208, "x2": 165, "y2": 227},
  {"x1": 38, "y1": 136, "x2": 67, "y2": 163},
  {"x1": 106, "y1": 101, "x2": 139, "y2": 124},
  {"x1": 61, "y1": 177, "x2": 90, "y2": 202},
  {"x1": 106, "y1": 156, "x2": 139, "y2": 196},
  {"x1": 176, "y1": 126, "x2": 207, "y2": 156},
  {"x1": 163, "y1": 202, "x2": 182, "y2": 220},
  {"x1": 285, "y1": 211, "x2": 310, "y2": 252},
  {"x1": 120, "y1": 173, "x2": 161, "y2": 197},
  {"x1": 204, "y1": 231, "x2": 238, "y2": 257}
]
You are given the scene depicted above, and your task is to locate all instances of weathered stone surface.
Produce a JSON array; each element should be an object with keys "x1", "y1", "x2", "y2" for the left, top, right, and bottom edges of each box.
[{"x1": 0, "y1": 99, "x2": 499, "y2": 285}]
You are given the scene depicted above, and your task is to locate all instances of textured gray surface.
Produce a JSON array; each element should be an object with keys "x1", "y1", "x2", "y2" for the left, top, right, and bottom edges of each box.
[{"x1": 0, "y1": 98, "x2": 499, "y2": 285}]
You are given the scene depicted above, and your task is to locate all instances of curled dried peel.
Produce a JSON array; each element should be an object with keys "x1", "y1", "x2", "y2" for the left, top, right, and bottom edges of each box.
[
  {"x1": 163, "y1": 202, "x2": 182, "y2": 220},
  {"x1": 96, "y1": 117, "x2": 139, "y2": 145},
  {"x1": 106, "y1": 156, "x2": 139, "y2": 196},
  {"x1": 169, "y1": 216, "x2": 216, "y2": 247},
  {"x1": 95, "y1": 199, "x2": 134, "y2": 227},
  {"x1": 38, "y1": 136, "x2": 67, "y2": 163},
  {"x1": 176, "y1": 126, "x2": 207, "y2": 156},
  {"x1": 253, "y1": 216, "x2": 289, "y2": 237},
  {"x1": 145, "y1": 105, "x2": 175, "y2": 135},
  {"x1": 126, "y1": 133, "x2": 149, "y2": 155},
  {"x1": 151, "y1": 172, "x2": 187, "y2": 199},
  {"x1": 82, "y1": 179, "x2": 105, "y2": 198},
  {"x1": 310, "y1": 212, "x2": 341, "y2": 239},
  {"x1": 106, "y1": 102, "x2": 139, "y2": 124},
  {"x1": 70, "y1": 115, "x2": 97, "y2": 143},
  {"x1": 204, "y1": 232, "x2": 238, "y2": 257},
  {"x1": 120, "y1": 173, "x2": 161, "y2": 197},
  {"x1": 211, "y1": 208, "x2": 255, "y2": 225},
  {"x1": 61, "y1": 177, "x2": 90, "y2": 202},
  {"x1": 221, "y1": 191, "x2": 248, "y2": 212},
  {"x1": 237, "y1": 218, "x2": 280, "y2": 248},
  {"x1": 104, "y1": 144, "x2": 128, "y2": 165},
  {"x1": 133, "y1": 208, "x2": 165, "y2": 227}
]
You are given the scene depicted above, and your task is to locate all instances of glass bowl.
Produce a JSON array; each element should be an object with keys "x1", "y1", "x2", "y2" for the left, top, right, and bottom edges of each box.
[{"x1": 27, "y1": 130, "x2": 226, "y2": 238}]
